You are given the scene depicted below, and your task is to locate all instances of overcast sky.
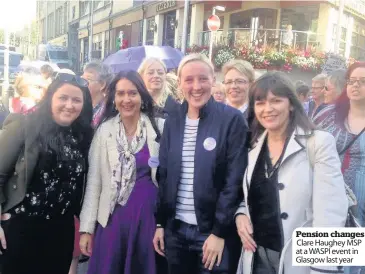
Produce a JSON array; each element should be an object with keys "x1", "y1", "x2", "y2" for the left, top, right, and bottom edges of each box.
[{"x1": 0, "y1": 0, "x2": 36, "y2": 31}]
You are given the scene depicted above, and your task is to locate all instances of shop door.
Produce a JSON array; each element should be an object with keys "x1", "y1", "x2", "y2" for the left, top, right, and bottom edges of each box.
[{"x1": 163, "y1": 11, "x2": 176, "y2": 47}]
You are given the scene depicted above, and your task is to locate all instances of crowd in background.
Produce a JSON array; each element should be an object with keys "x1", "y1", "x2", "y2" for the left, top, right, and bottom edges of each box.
[{"x1": 0, "y1": 53, "x2": 364, "y2": 274}]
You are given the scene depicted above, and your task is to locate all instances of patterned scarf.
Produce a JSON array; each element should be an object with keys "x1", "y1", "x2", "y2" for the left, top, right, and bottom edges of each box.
[
  {"x1": 110, "y1": 114, "x2": 147, "y2": 213},
  {"x1": 92, "y1": 101, "x2": 105, "y2": 128}
]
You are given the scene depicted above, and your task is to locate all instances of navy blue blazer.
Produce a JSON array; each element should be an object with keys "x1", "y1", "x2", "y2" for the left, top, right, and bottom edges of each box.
[{"x1": 156, "y1": 97, "x2": 248, "y2": 238}]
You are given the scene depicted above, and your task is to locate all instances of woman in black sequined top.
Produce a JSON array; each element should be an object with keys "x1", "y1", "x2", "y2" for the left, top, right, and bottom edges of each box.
[{"x1": 0, "y1": 73, "x2": 93, "y2": 274}]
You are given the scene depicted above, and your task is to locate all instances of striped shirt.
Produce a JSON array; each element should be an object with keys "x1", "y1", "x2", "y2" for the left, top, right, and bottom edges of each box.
[{"x1": 175, "y1": 116, "x2": 199, "y2": 225}]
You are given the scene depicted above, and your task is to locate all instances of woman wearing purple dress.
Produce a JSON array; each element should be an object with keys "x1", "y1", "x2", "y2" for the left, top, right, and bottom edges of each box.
[{"x1": 79, "y1": 71, "x2": 164, "y2": 274}]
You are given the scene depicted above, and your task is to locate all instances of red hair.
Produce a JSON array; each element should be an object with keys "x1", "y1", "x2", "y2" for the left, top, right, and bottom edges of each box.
[{"x1": 335, "y1": 61, "x2": 365, "y2": 124}]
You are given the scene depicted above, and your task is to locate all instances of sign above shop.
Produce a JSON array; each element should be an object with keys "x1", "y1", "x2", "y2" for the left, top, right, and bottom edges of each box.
[{"x1": 156, "y1": 0, "x2": 176, "y2": 12}]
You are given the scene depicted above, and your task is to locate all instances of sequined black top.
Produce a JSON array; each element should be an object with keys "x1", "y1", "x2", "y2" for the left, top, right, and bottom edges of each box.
[{"x1": 10, "y1": 127, "x2": 86, "y2": 219}]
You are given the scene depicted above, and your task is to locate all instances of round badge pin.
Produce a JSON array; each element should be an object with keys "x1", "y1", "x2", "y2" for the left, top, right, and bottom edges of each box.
[
  {"x1": 203, "y1": 137, "x2": 217, "y2": 151},
  {"x1": 148, "y1": 157, "x2": 160, "y2": 168}
]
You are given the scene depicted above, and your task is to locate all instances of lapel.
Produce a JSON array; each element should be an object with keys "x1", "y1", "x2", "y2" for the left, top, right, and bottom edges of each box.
[
  {"x1": 106, "y1": 114, "x2": 161, "y2": 187},
  {"x1": 24, "y1": 136, "x2": 40, "y2": 187},
  {"x1": 246, "y1": 131, "x2": 267, "y2": 185},
  {"x1": 145, "y1": 116, "x2": 160, "y2": 186},
  {"x1": 24, "y1": 118, "x2": 40, "y2": 186},
  {"x1": 106, "y1": 116, "x2": 120, "y2": 172},
  {"x1": 280, "y1": 127, "x2": 307, "y2": 165},
  {"x1": 246, "y1": 127, "x2": 311, "y2": 186}
]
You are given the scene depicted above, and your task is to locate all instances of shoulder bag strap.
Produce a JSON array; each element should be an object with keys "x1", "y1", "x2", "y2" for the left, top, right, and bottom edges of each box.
[{"x1": 339, "y1": 127, "x2": 365, "y2": 155}]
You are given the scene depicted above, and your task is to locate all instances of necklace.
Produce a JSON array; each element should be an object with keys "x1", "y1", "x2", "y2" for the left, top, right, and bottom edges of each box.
[{"x1": 125, "y1": 127, "x2": 137, "y2": 137}]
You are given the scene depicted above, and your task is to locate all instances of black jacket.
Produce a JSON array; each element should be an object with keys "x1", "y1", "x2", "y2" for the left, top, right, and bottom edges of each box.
[
  {"x1": 154, "y1": 95, "x2": 180, "y2": 119},
  {"x1": 156, "y1": 98, "x2": 248, "y2": 238},
  {"x1": 0, "y1": 114, "x2": 88, "y2": 216},
  {"x1": 0, "y1": 100, "x2": 9, "y2": 129}
]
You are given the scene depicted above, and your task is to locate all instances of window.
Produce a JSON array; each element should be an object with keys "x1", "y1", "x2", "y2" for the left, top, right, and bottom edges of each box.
[
  {"x1": 146, "y1": 17, "x2": 155, "y2": 45},
  {"x1": 48, "y1": 12, "x2": 55, "y2": 39},
  {"x1": 138, "y1": 20, "x2": 143, "y2": 46},
  {"x1": 64, "y1": 2, "x2": 68, "y2": 32},
  {"x1": 104, "y1": 31, "x2": 110, "y2": 58},
  {"x1": 93, "y1": 1, "x2": 102, "y2": 10},
  {"x1": 49, "y1": 51, "x2": 68, "y2": 60},
  {"x1": 80, "y1": 1, "x2": 90, "y2": 17}
]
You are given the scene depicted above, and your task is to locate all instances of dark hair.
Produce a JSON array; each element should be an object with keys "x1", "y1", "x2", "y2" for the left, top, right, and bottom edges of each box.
[
  {"x1": 248, "y1": 71, "x2": 315, "y2": 143},
  {"x1": 101, "y1": 70, "x2": 161, "y2": 140},
  {"x1": 335, "y1": 62, "x2": 365, "y2": 125},
  {"x1": 296, "y1": 84, "x2": 310, "y2": 97},
  {"x1": 27, "y1": 79, "x2": 93, "y2": 156}
]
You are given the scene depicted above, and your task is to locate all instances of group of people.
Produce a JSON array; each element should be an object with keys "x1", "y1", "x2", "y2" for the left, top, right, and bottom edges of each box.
[{"x1": 0, "y1": 52, "x2": 363, "y2": 274}]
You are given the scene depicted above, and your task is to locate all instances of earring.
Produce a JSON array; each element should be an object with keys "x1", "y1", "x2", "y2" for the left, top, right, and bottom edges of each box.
[{"x1": 141, "y1": 102, "x2": 147, "y2": 110}]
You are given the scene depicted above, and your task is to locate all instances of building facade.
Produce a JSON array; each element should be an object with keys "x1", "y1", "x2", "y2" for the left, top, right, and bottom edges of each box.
[{"x1": 36, "y1": 0, "x2": 365, "y2": 72}]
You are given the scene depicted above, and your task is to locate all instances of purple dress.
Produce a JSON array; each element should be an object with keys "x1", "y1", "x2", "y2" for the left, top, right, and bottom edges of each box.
[{"x1": 87, "y1": 144, "x2": 158, "y2": 274}]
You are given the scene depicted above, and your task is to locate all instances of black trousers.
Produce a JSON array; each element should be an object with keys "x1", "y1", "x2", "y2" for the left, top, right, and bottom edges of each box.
[
  {"x1": 1, "y1": 214, "x2": 74, "y2": 274},
  {"x1": 164, "y1": 220, "x2": 240, "y2": 274},
  {"x1": 253, "y1": 246, "x2": 280, "y2": 274}
]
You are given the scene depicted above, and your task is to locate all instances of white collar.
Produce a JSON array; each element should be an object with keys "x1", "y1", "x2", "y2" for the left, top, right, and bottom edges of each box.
[{"x1": 239, "y1": 103, "x2": 248, "y2": 113}]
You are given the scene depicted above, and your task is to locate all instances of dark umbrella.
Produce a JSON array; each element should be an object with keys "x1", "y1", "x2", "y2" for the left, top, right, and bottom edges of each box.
[{"x1": 103, "y1": 46, "x2": 184, "y2": 73}]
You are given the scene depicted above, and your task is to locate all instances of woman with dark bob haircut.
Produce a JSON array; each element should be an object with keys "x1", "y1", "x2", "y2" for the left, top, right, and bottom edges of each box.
[
  {"x1": 236, "y1": 72, "x2": 347, "y2": 274},
  {"x1": 79, "y1": 70, "x2": 164, "y2": 274},
  {"x1": 0, "y1": 73, "x2": 94, "y2": 274}
]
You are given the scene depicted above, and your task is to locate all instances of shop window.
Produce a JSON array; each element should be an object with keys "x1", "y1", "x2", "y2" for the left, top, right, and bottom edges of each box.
[
  {"x1": 104, "y1": 31, "x2": 110, "y2": 58},
  {"x1": 341, "y1": 27, "x2": 347, "y2": 41},
  {"x1": 146, "y1": 17, "x2": 155, "y2": 45},
  {"x1": 80, "y1": 1, "x2": 90, "y2": 17},
  {"x1": 359, "y1": 35, "x2": 365, "y2": 48},
  {"x1": 352, "y1": 33, "x2": 358, "y2": 47}
]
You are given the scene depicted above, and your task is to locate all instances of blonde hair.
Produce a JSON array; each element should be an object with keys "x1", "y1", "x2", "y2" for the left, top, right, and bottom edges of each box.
[
  {"x1": 177, "y1": 53, "x2": 214, "y2": 79},
  {"x1": 212, "y1": 82, "x2": 224, "y2": 93},
  {"x1": 138, "y1": 57, "x2": 167, "y2": 75},
  {"x1": 138, "y1": 57, "x2": 170, "y2": 107},
  {"x1": 312, "y1": 73, "x2": 327, "y2": 86},
  {"x1": 14, "y1": 72, "x2": 44, "y2": 97},
  {"x1": 166, "y1": 73, "x2": 183, "y2": 103},
  {"x1": 222, "y1": 59, "x2": 255, "y2": 83}
]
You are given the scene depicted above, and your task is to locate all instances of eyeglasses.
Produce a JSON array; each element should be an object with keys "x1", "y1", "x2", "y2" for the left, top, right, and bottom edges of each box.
[
  {"x1": 53, "y1": 73, "x2": 89, "y2": 87},
  {"x1": 324, "y1": 86, "x2": 331, "y2": 91},
  {"x1": 347, "y1": 78, "x2": 365, "y2": 86},
  {"x1": 223, "y1": 79, "x2": 249, "y2": 86},
  {"x1": 311, "y1": 86, "x2": 324, "y2": 90}
]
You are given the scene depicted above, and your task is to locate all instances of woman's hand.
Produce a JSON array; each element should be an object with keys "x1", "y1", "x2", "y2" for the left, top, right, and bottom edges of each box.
[
  {"x1": 235, "y1": 214, "x2": 257, "y2": 252},
  {"x1": 79, "y1": 233, "x2": 93, "y2": 257},
  {"x1": 202, "y1": 234, "x2": 225, "y2": 270},
  {"x1": 153, "y1": 228, "x2": 165, "y2": 257},
  {"x1": 0, "y1": 213, "x2": 10, "y2": 255}
]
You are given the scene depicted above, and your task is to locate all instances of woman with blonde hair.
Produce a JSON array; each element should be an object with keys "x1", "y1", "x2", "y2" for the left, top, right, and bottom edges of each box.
[
  {"x1": 212, "y1": 82, "x2": 226, "y2": 103},
  {"x1": 138, "y1": 57, "x2": 181, "y2": 118},
  {"x1": 153, "y1": 53, "x2": 247, "y2": 274},
  {"x1": 222, "y1": 59, "x2": 255, "y2": 118},
  {"x1": 10, "y1": 71, "x2": 47, "y2": 113}
]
